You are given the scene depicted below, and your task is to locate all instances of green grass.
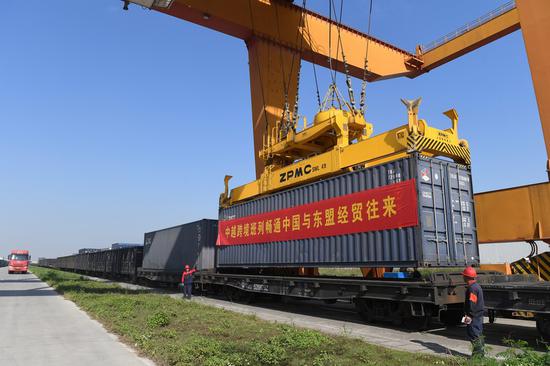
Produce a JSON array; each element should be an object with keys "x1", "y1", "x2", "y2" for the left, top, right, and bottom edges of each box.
[
  {"x1": 30, "y1": 266, "x2": 547, "y2": 366},
  {"x1": 30, "y1": 266, "x2": 445, "y2": 365}
]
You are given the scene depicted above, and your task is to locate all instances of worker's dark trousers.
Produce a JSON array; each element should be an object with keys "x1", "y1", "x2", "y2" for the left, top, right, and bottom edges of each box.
[
  {"x1": 466, "y1": 316, "x2": 485, "y2": 358},
  {"x1": 183, "y1": 283, "x2": 193, "y2": 299}
]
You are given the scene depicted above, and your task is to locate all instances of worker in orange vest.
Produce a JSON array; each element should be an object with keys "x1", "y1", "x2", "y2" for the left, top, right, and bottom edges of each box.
[
  {"x1": 462, "y1": 266, "x2": 485, "y2": 358},
  {"x1": 181, "y1": 264, "x2": 197, "y2": 299}
]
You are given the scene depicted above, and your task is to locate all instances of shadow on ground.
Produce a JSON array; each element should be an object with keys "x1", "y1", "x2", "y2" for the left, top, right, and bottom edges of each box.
[
  {"x1": 53, "y1": 283, "x2": 152, "y2": 295},
  {"x1": 0, "y1": 286, "x2": 59, "y2": 297},
  {"x1": 0, "y1": 278, "x2": 43, "y2": 283},
  {"x1": 202, "y1": 293, "x2": 547, "y2": 351},
  {"x1": 410, "y1": 340, "x2": 470, "y2": 357}
]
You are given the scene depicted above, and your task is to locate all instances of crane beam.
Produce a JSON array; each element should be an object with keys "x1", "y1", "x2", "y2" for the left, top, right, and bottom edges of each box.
[
  {"x1": 151, "y1": 0, "x2": 420, "y2": 176},
  {"x1": 418, "y1": 6, "x2": 520, "y2": 72},
  {"x1": 412, "y1": 1, "x2": 549, "y2": 175},
  {"x1": 160, "y1": 0, "x2": 417, "y2": 80}
]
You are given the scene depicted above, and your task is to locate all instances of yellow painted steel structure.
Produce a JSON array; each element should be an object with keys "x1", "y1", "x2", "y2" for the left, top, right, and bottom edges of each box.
[
  {"x1": 480, "y1": 263, "x2": 512, "y2": 275},
  {"x1": 220, "y1": 97, "x2": 470, "y2": 206},
  {"x1": 151, "y1": 0, "x2": 421, "y2": 177},
  {"x1": 516, "y1": 0, "x2": 550, "y2": 177},
  {"x1": 136, "y1": 0, "x2": 534, "y2": 178},
  {"x1": 475, "y1": 182, "x2": 550, "y2": 243},
  {"x1": 419, "y1": 0, "x2": 550, "y2": 244},
  {"x1": 126, "y1": 0, "x2": 550, "y2": 243},
  {"x1": 418, "y1": 6, "x2": 520, "y2": 72},
  {"x1": 510, "y1": 252, "x2": 550, "y2": 281}
]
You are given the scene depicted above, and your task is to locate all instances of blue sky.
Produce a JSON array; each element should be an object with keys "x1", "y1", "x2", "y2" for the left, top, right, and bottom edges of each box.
[{"x1": 0, "y1": 0, "x2": 545, "y2": 258}]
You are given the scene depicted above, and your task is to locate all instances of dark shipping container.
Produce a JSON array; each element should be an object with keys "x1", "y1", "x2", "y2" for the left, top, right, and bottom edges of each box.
[
  {"x1": 139, "y1": 219, "x2": 218, "y2": 282},
  {"x1": 218, "y1": 154, "x2": 479, "y2": 268},
  {"x1": 51, "y1": 247, "x2": 143, "y2": 280}
]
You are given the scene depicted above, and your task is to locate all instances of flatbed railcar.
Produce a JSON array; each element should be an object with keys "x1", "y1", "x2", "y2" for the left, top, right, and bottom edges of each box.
[
  {"x1": 480, "y1": 277, "x2": 550, "y2": 338},
  {"x1": 193, "y1": 270, "x2": 550, "y2": 335}
]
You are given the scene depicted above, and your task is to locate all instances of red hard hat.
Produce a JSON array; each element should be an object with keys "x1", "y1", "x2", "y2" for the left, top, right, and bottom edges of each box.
[
  {"x1": 462, "y1": 266, "x2": 477, "y2": 278},
  {"x1": 185, "y1": 265, "x2": 190, "y2": 269}
]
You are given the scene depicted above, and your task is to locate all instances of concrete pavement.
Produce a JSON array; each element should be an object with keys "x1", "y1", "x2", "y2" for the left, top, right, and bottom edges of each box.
[{"x1": 0, "y1": 267, "x2": 154, "y2": 366}]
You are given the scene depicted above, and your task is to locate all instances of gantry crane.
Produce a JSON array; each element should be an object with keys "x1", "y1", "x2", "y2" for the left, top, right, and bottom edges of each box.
[{"x1": 123, "y1": 0, "x2": 549, "y2": 246}]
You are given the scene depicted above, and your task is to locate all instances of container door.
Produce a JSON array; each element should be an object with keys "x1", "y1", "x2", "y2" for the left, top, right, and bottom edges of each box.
[
  {"x1": 417, "y1": 158, "x2": 453, "y2": 266},
  {"x1": 445, "y1": 164, "x2": 479, "y2": 266},
  {"x1": 417, "y1": 158, "x2": 479, "y2": 266},
  {"x1": 196, "y1": 220, "x2": 217, "y2": 271}
]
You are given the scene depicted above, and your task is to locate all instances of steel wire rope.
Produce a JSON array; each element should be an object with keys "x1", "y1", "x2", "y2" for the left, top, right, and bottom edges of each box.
[
  {"x1": 359, "y1": 0, "x2": 374, "y2": 114},
  {"x1": 326, "y1": 0, "x2": 341, "y2": 107},
  {"x1": 289, "y1": 0, "x2": 309, "y2": 129},
  {"x1": 273, "y1": 0, "x2": 309, "y2": 137},
  {"x1": 331, "y1": 0, "x2": 356, "y2": 110},
  {"x1": 247, "y1": 0, "x2": 270, "y2": 138},
  {"x1": 302, "y1": 1, "x2": 322, "y2": 110},
  {"x1": 329, "y1": 0, "x2": 344, "y2": 89},
  {"x1": 327, "y1": 0, "x2": 336, "y2": 89},
  {"x1": 273, "y1": 2, "x2": 292, "y2": 133}
]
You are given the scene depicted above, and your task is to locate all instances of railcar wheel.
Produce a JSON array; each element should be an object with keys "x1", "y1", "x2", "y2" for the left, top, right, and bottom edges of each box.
[
  {"x1": 404, "y1": 314, "x2": 431, "y2": 331},
  {"x1": 404, "y1": 304, "x2": 432, "y2": 331},
  {"x1": 237, "y1": 291, "x2": 255, "y2": 304},
  {"x1": 223, "y1": 286, "x2": 237, "y2": 301},
  {"x1": 223, "y1": 286, "x2": 255, "y2": 304},
  {"x1": 488, "y1": 310, "x2": 496, "y2": 324},
  {"x1": 440, "y1": 310, "x2": 463, "y2": 327},
  {"x1": 355, "y1": 298, "x2": 374, "y2": 323},
  {"x1": 390, "y1": 302, "x2": 405, "y2": 326},
  {"x1": 536, "y1": 316, "x2": 550, "y2": 340}
]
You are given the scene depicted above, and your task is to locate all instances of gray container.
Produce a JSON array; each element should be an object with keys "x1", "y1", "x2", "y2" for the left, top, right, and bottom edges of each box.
[
  {"x1": 218, "y1": 154, "x2": 478, "y2": 268},
  {"x1": 142, "y1": 219, "x2": 218, "y2": 272},
  {"x1": 110, "y1": 243, "x2": 142, "y2": 250},
  {"x1": 78, "y1": 248, "x2": 102, "y2": 254}
]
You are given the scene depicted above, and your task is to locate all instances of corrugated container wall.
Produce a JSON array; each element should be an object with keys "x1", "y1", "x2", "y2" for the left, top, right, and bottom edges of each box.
[
  {"x1": 217, "y1": 155, "x2": 479, "y2": 268},
  {"x1": 142, "y1": 219, "x2": 218, "y2": 272}
]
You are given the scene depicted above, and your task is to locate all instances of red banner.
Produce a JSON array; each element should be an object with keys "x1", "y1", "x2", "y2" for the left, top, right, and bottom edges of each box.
[{"x1": 217, "y1": 179, "x2": 418, "y2": 246}]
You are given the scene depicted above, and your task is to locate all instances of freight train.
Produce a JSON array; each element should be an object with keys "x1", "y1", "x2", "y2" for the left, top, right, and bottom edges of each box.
[{"x1": 38, "y1": 155, "x2": 550, "y2": 339}]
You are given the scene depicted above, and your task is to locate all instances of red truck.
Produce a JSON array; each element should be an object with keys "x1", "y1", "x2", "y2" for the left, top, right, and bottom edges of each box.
[{"x1": 8, "y1": 250, "x2": 30, "y2": 274}]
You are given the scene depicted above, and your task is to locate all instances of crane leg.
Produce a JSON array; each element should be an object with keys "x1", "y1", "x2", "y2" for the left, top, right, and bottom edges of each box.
[
  {"x1": 246, "y1": 37, "x2": 299, "y2": 178},
  {"x1": 516, "y1": 0, "x2": 550, "y2": 178}
]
